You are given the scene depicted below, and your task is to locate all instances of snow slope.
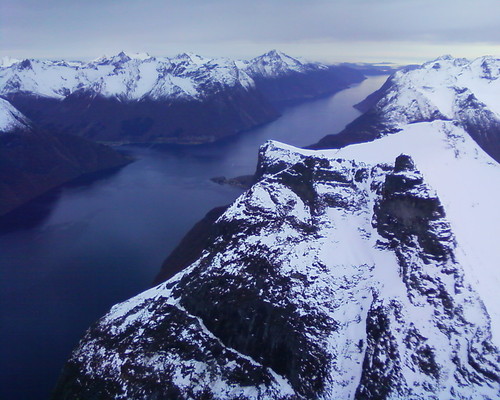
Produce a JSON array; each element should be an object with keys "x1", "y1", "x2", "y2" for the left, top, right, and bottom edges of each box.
[
  {"x1": 0, "y1": 98, "x2": 30, "y2": 132},
  {"x1": 266, "y1": 120, "x2": 500, "y2": 346},
  {"x1": 0, "y1": 51, "x2": 255, "y2": 101},
  {"x1": 55, "y1": 122, "x2": 499, "y2": 399}
]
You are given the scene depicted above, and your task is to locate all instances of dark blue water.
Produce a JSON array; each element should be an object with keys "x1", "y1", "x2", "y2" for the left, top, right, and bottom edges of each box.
[{"x1": 0, "y1": 76, "x2": 386, "y2": 399}]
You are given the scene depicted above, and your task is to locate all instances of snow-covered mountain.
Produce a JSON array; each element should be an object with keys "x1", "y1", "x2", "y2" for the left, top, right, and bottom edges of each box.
[
  {"x1": 241, "y1": 49, "x2": 329, "y2": 78},
  {"x1": 240, "y1": 50, "x2": 365, "y2": 106},
  {"x1": 313, "y1": 55, "x2": 500, "y2": 163},
  {"x1": 52, "y1": 55, "x2": 499, "y2": 398},
  {"x1": 0, "y1": 51, "x2": 254, "y2": 101},
  {"x1": 0, "y1": 97, "x2": 31, "y2": 133},
  {"x1": 0, "y1": 50, "x2": 351, "y2": 101},
  {"x1": 0, "y1": 52, "x2": 277, "y2": 144},
  {"x1": 54, "y1": 119, "x2": 499, "y2": 399},
  {"x1": 0, "y1": 51, "x2": 364, "y2": 144}
]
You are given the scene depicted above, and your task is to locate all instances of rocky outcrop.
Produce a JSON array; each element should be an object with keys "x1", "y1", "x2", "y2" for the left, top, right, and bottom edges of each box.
[{"x1": 53, "y1": 140, "x2": 499, "y2": 399}]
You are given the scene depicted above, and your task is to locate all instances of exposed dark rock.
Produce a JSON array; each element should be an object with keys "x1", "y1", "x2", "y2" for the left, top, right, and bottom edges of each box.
[
  {"x1": 210, "y1": 175, "x2": 254, "y2": 189},
  {"x1": 355, "y1": 303, "x2": 406, "y2": 400},
  {"x1": 54, "y1": 148, "x2": 499, "y2": 399},
  {"x1": 5, "y1": 87, "x2": 279, "y2": 145},
  {"x1": 453, "y1": 89, "x2": 500, "y2": 162}
]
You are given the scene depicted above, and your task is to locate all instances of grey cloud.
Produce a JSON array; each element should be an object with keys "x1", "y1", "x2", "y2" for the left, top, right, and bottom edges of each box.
[{"x1": 1, "y1": 0, "x2": 499, "y2": 61}]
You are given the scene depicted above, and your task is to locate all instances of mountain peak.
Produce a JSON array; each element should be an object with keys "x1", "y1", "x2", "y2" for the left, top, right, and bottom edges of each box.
[
  {"x1": 264, "y1": 49, "x2": 286, "y2": 58},
  {"x1": 17, "y1": 59, "x2": 33, "y2": 71},
  {"x1": 393, "y1": 153, "x2": 416, "y2": 172},
  {"x1": 435, "y1": 54, "x2": 454, "y2": 61},
  {"x1": 54, "y1": 134, "x2": 500, "y2": 399},
  {"x1": 243, "y1": 50, "x2": 319, "y2": 79},
  {"x1": 260, "y1": 49, "x2": 301, "y2": 64},
  {"x1": 89, "y1": 51, "x2": 155, "y2": 66},
  {"x1": 422, "y1": 55, "x2": 469, "y2": 69},
  {"x1": 173, "y1": 52, "x2": 211, "y2": 66},
  {"x1": 126, "y1": 52, "x2": 152, "y2": 60}
]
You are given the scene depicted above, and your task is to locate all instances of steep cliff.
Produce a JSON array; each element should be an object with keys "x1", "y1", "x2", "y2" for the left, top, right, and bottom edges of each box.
[{"x1": 54, "y1": 121, "x2": 499, "y2": 399}]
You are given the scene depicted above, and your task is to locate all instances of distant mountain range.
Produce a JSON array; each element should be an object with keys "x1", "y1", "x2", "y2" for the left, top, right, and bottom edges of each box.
[
  {"x1": 0, "y1": 50, "x2": 365, "y2": 145},
  {"x1": 54, "y1": 56, "x2": 499, "y2": 399}
]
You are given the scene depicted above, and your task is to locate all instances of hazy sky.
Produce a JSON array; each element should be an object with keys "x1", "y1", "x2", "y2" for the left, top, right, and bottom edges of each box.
[{"x1": 1, "y1": 0, "x2": 499, "y2": 64}]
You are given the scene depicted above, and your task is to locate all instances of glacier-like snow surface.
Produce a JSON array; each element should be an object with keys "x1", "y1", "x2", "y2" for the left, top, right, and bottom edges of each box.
[{"x1": 266, "y1": 120, "x2": 500, "y2": 346}]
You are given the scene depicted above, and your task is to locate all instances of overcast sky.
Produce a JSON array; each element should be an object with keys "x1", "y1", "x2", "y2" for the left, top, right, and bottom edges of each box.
[{"x1": 1, "y1": 0, "x2": 499, "y2": 64}]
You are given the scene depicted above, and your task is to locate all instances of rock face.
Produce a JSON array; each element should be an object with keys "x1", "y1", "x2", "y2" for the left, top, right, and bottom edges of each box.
[
  {"x1": 311, "y1": 56, "x2": 500, "y2": 163},
  {"x1": 54, "y1": 133, "x2": 499, "y2": 399},
  {"x1": 0, "y1": 51, "x2": 364, "y2": 145},
  {"x1": 0, "y1": 98, "x2": 130, "y2": 216}
]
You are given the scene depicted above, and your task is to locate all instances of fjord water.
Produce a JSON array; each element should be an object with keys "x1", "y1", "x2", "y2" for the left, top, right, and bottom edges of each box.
[{"x1": 0, "y1": 76, "x2": 386, "y2": 399}]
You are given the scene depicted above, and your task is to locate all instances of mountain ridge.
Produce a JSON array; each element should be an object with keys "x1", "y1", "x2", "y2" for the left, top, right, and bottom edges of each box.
[
  {"x1": 0, "y1": 51, "x2": 365, "y2": 145},
  {"x1": 311, "y1": 55, "x2": 500, "y2": 163},
  {"x1": 54, "y1": 128, "x2": 499, "y2": 398}
]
